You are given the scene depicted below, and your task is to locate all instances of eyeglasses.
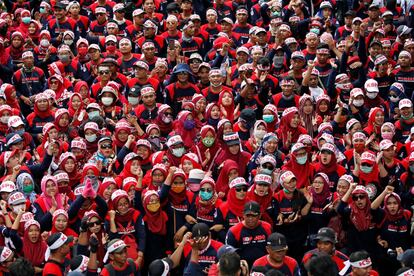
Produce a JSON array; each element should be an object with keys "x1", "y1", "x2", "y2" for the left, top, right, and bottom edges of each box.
[
  {"x1": 50, "y1": 81, "x2": 59, "y2": 84},
  {"x1": 200, "y1": 188, "x2": 212, "y2": 192},
  {"x1": 99, "y1": 70, "x2": 110, "y2": 75},
  {"x1": 88, "y1": 221, "x2": 101, "y2": 227},
  {"x1": 352, "y1": 195, "x2": 365, "y2": 201},
  {"x1": 101, "y1": 144, "x2": 112, "y2": 149},
  {"x1": 164, "y1": 112, "x2": 173, "y2": 116},
  {"x1": 235, "y1": 187, "x2": 247, "y2": 192},
  {"x1": 261, "y1": 164, "x2": 274, "y2": 170}
]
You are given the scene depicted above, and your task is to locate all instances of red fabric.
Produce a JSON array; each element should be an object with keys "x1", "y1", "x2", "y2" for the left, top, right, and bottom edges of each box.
[
  {"x1": 276, "y1": 111, "x2": 307, "y2": 146},
  {"x1": 282, "y1": 155, "x2": 315, "y2": 189},
  {"x1": 34, "y1": 99, "x2": 53, "y2": 119},
  {"x1": 218, "y1": 91, "x2": 235, "y2": 122},
  {"x1": 59, "y1": 156, "x2": 82, "y2": 188},
  {"x1": 167, "y1": 174, "x2": 188, "y2": 206},
  {"x1": 363, "y1": 107, "x2": 383, "y2": 136},
  {"x1": 22, "y1": 225, "x2": 47, "y2": 267},
  {"x1": 67, "y1": 93, "x2": 84, "y2": 117},
  {"x1": 383, "y1": 193, "x2": 404, "y2": 222},
  {"x1": 350, "y1": 191, "x2": 372, "y2": 231},
  {"x1": 215, "y1": 146, "x2": 251, "y2": 177},
  {"x1": 215, "y1": 160, "x2": 239, "y2": 195},
  {"x1": 247, "y1": 184, "x2": 273, "y2": 213},
  {"x1": 314, "y1": 153, "x2": 338, "y2": 175},
  {"x1": 310, "y1": 174, "x2": 331, "y2": 207},
  {"x1": 226, "y1": 187, "x2": 247, "y2": 218},
  {"x1": 142, "y1": 194, "x2": 168, "y2": 235},
  {"x1": 173, "y1": 111, "x2": 197, "y2": 149}
]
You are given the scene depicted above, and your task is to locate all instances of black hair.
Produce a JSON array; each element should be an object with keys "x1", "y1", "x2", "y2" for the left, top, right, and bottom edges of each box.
[
  {"x1": 9, "y1": 258, "x2": 34, "y2": 276},
  {"x1": 349, "y1": 250, "x2": 370, "y2": 263},
  {"x1": 307, "y1": 254, "x2": 339, "y2": 276},
  {"x1": 258, "y1": 57, "x2": 271, "y2": 67},
  {"x1": 219, "y1": 252, "x2": 241, "y2": 276}
]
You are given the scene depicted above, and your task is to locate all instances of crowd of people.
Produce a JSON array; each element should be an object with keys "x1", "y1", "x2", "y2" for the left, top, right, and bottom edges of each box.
[{"x1": 0, "y1": 0, "x2": 413, "y2": 275}]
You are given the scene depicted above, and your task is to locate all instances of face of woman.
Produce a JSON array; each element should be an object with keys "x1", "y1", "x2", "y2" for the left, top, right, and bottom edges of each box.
[
  {"x1": 228, "y1": 144, "x2": 240, "y2": 155},
  {"x1": 352, "y1": 193, "x2": 367, "y2": 209},
  {"x1": 151, "y1": 170, "x2": 165, "y2": 186},
  {"x1": 228, "y1": 169, "x2": 239, "y2": 182},
  {"x1": 223, "y1": 123, "x2": 233, "y2": 134},
  {"x1": 318, "y1": 101, "x2": 328, "y2": 113},
  {"x1": 234, "y1": 185, "x2": 247, "y2": 200},
  {"x1": 290, "y1": 113, "x2": 300, "y2": 128},
  {"x1": 88, "y1": 217, "x2": 102, "y2": 233},
  {"x1": 336, "y1": 181, "x2": 350, "y2": 197},
  {"x1": 71, "y1": 96, "x2": 82, "y2": 110},
  {"x1": 48, "y1": 128, "x2": 58, "y2": 140},
  {"x1": 54, "y1": 215, "x2": 68, "y2": 231},
  {"x1": 116, "y1": 197, "x2": 130, "y2": 214},
  {"x1": 28, "y1": 225, "x2": 40, "y2": 243},
  {"x1": 374, "y1": 111, "x2": 384, "y2": 125},
  {"x1": 320, "y1": 150, "x2": 332, "y2": 165},
  {"x1": 46, "y1": 180, "x2": 57, "y2": 197},
  {"x1": 6, "y1": 155, "x2": 19, "y2": 169},
  {"x1": 37, "y1": 99, "x2": 49, "y2": 111},
  {"x1": 221, "y1": 92, "x2": 233, "y2": 106},
  {"x1": 386, "y1": 196, "x2": 399, "y2": 215},
  {"x1": 284, "y1": 179, "x2": 297, "y2": 193},
  {"x1": 265, "y1": 139, "x2": 278, "y2": 153},
  {"x1": 136, "y1": 146, "x2": 150, "y2": 160},
  {"x1": 303, "y1": 100, "x2": 313, "y2": 115},
  {"x1": 211, "y1": 106, "x2": 220, "y2": 119},
  {"x1": 117, "y1": 130, "x2": 129, "y2": 142},
  {"x1": 255, "y1": 183, "x2": 269, "y2": 196},
  {"x1": 64, "y1": 158, "x2": 76, "y2": 173},
  {"x1": 103, "y1": 184, "x2": 116, "y2": 200},
  {"x1": 129, "y1": 160, "x2": 141, "y2": 175},
  {"x1": 350, "y1": 123, "x2": 362, "y2": 135},
  {"x1": 182, "y1": 160, "x2": 193, "y2": 174},
  {"x1": 312, "y1": 176, "x2": 325, "y2": 193},
  {"x1": 195, "y1": 99, "x2": 207, "y2": 112},
  {"x1": 28, "y1": 23, "x2": 36, "y2": 34}
]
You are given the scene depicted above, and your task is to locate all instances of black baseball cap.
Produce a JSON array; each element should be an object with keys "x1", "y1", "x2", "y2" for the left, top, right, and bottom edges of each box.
[
  {"x1": 192, "y1": 223, "x2": 209, "y2": 238},
  {"x1": 243, "y1": 201, "x2": 261, "y2": 216},
  {"x1": 267, "y1": 232, "x2": 288, "y2": 251},
  {"x1": 314, "y1": 227, "x2": 337, "y2": 244}
]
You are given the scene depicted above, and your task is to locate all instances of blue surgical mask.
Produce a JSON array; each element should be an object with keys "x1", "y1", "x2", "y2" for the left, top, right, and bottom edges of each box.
[
  {"x1": 200, "y1": 191, "x2": 213, "y2": 201},
  {"x1": 310, "y1": 28, "x2": 320, "y2": 35},
  {"x1": 401, "y1": 113, "x2": 414, "y2": 120},
  {"x1": 15, "y1": 130, "x2": 25, "y2": 136},
  {"x1": 261, "y1": 168, "x2": 273, "y2": 175},
  {"x1": 263, "y1": 114, "x2": 274, "y2": 123},
  {"x1": 296, "y1": 156, "x2": 307, "y2": 165},
  {"x1": 360, "y1": 165, "x2": 373, "y2": 174},
  {"x1": 22, "y1": 17, "x2": 31, "y2": 24},
  {"x1": 88, "y1": 111, "x2": 100, "y2": 119},
  {"x1": 40, "y1": 7, "x2": 46, "y2": 13},
  {"x1": 172, "y1": 147, "x2": 185, "y2": 157}
]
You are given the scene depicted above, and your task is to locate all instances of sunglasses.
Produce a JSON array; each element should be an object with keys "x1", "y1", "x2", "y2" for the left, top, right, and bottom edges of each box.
[
  {"x1": 352, "y1": 195, "x2": 365, "y2": 201},
  {"x1": 164, "y1": 112, "x2": 173, "y2": 116},
  {"x1": 101, "y1": 144, "x2": 112, "y2": 149},
  {"x1": 235, "y1": 187, "x2": 248, "y2": 192},
  {"x1": 200, "y1": 188, "x2": 212, "y2": 192},
  {"x1": 99, "y1": 70, "x2": 110, "y2": 75},
  {"x1": 50, "y1": 81, "x2": 59, "y2": 84},
  {"x1": 262, "y1": 164, "x2": 274, "y2": 170},
  {"x1": 88, "y1": 221, "x2": 101, "y2": 227}
]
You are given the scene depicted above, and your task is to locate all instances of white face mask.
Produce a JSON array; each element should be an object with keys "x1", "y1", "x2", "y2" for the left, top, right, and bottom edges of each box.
[
  {"x1": 366, "y1": 92, "x2": 378, "y2": 99},
  {"x1": 162, "y1": 114, "x2": 172, "y2": 123},
  {"x1": 85, "y1": 134, "x2": 97, "y2": 143},
  {"x1": 128, "y1": 96, "x2": 139, "y2": 105},
  {"x1": 0, "y1": 116, "x2": 9, "y2": 124},
  {"x1": 12, "y1": 204, "x2": 25, "y2": 213},
  {"x1": 353, "y1": 99, "x2": 364, "y2": 107},
  {"x1": 64, "y1": 39, "x2": 74, "y2": 46},
  {"x1": 40, "y1": 39, "x2": 50, "y2": 47},
  {"x1": 254, "y1": 129, "x2": 266, "y2": 139},
  {"x1": 101, "y1": 97, "x2": 113, "y2": 106}
]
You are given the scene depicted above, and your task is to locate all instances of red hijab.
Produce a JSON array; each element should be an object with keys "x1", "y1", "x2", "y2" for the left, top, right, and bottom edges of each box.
[
  {"x1": 276, "y1": 109, "x2": 307, "y2": 147},
  {"x1": 193, "y1": 126, "x2": 222, "y2": 171},
  {"x1": 34, "y1": 94, "x2": 53, "y2": 119},
  {"x1": 3, "y1": 84, "x2": 19, "y2": 109},
  {"x1": 51, "y1": 210, "x2": 78, "y2": 238},
  {"x1": 226, "y1": 186, "x2": 247, "y2": 218},
  {"x1": 167, "y1": 170, "x2": 188, "y2": 206},
  {"x1": 215, "y1": 160, "x2": 239, "y2": 196},
  {"x1": 59, "y1": 154, "x2": 82, "y2": 188},
  {"x1": 247, "y1": 183, "x2": 273, "y2": 213},
  {"x1": 363, "y1": 107, "x2": 383, "y2": 136},
  {"x1": 215, "y1": 143, "x2": 251, "y2": 176},
  {"x1": 218, "y1": 91, "x2": 235, "y2": 122},
  {"x1": 67, "y1": 93, "x2": 84, "y2": 117},
  {"x1": 350, "y1": 187, "x2": 372, "y2": 231},
  {"x1": 196, "y1": 178, "x2": 219, "y2": 217},
  {"x1": 54, "y1": 108, "x2": 70, "y2": 133},
  {"x1": 142, "y1": 190, "x2": 168, "y2": 235},
  {"x1": 383, "y1": 193, "x2": 404, "y2": 222},
  {"x1": 282, "y1": 151, "x2": 314, "y2": 189},
  {"x1": 173, "y1": 111, "x2": 197, "y2": 149},
  {"x1": 22, "y1": 220, "x2": 47, "y2": 267},
  {"x1": 310, "y1": 173, "x2": 332, "y2": 207}
]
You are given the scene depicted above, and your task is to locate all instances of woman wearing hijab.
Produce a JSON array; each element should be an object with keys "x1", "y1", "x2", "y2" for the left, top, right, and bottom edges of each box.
[
  {"x1": 213, "y1": 177, "x2": 249, "y2": 242},
  {"x1": 336, "y1": 184, "x2": 382, "y2": 260},
  {"x1": 276, "y1": 107, "x2": 307, "y2": 153},
  {"x1": 248, "y1": 133, "x2": 285, "y2": 173},
  {"x1": 77, "y1": 210, "x2": 106, "y2": 267},
  {"x1": 5, "y1": 32, "x2": 24, "y2": 64},
  {"x1": 353, "y1": 151, "x2": 380, "y2": 187},
  {"x1": 115, "y1": 152, "x2": 142, "y2": 187},
  {"x1": 191, "y1": 125, "x2": 222, "y2": 172},
  {"x1": 22, "y1": 219, "x2": 47, "y2": 275},
  {"x1": 155, "y1": 104, "x2": 174, "y2": 137},
  {"x1": 298, "y1": 94, "x2": 317, "y2": 137},
  {"x1": 216, "y1": 119, "x2": 234, "y2": 147},
  {"x1": 215, "y1": 132, "x2": 251, "y2": 178},
  {"x1": 245, "y1": 120, "x2": 267, "y2": 154},
  {"x1": 301, "y1": 173, "x2": 334, "y2": 240},
  {"x1": 282, "y1": 143, "x2": 315, "y2": 190},
  {"x1": 218, "y1": 90, "x2": 236, "y2": 123},
  {"x1": 363, "y1": 107, "x2": 385, "y2": 138},
  {"x1": 136, "y1": 190, "x2": 169, "y2": 268},
  {"x1": 213, "y1": 161, "x2": 238, "y2": 201},
  {"x1": 47, "y1": 74, "x2": 71, "y2": 107},
  {"x1": 58, "y1": 152, "x2": 82, "y2": 188},
  {"x1": 50, "y1": 209, "x2": 78, "y2": 239},
  {"x1": 272, "y1": 170, "x2": 309, "y2": 261},
  {"x1": 2, "y1": 84, "x2": 19, "y2": 110},
  {"x1": 314, "y1": 94, "x2": 331, "y2": 126},
  {"x1": 192, "y1": 94, "x2": 207, "y2": 128},
  {"x1": 16, "y1": 172, "x2": 36, "y2": 204},
  {"x1": 205, "y1": 102, "x2": 221, "y2": 129},
  {"x1": 313, "y1": 143, "x2": 346, "y2": 190},
  {"x1": 0, "y1": 105, "x2": 12, "y2": 139},
  {"x1": 262, "y1": 104, "x2": 279, "y2": 133},
  {"x1": 33, "y1": 175, "x2": 66, "y2": 227},
  {"x1": 26, "y1": 93, "x2": 55, "y2": 142},
  {"x1": 247, "y1": 174, "x2": 273, "y2": 224},
  {"x1": 107, "y1": 189, "x2": 146, "y2": 264},
  {"x1": 113, "y1": 119, "x2": 131, "y2": 154},
  {"x1": 74, "y1": 81, "x2": 93, "y2": 106},
  {"x1": 67, "y1": 93, "x2": 87, "y2": 127},
  {"x1": 173, "y1": 110, "x2": 198, "y2": 149},
  {"x1": 371, "y1": 188, "x2": 412, "y2": 275}
]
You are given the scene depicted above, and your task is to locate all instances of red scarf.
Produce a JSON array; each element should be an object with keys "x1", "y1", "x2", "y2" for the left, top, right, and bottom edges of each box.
[
  {"x1": 282, "y1": 154, "x2": 314, "y2": 189},
  {"x1": 67, "y1": 93, "x2": 84, "y2": 117},
  {"x1": 276, "y1": 111, "x2": 306, "y2": 146},
  {"x1": 363, "y1": 107, "x2": 383, "y2": 136},
  {"x1": 215, "y1": 146, "x2": 250, "y2": 176},
  {"x1": 218, "y1": 91, "x2": 235, "y2": 122},
  {"x1": 142, "y1": 195, "x2": 168, "y2": 235},
  {"x1": 23, "y1": 226, "x2": 47, "y2": 267},
  {"x1": 60, "y1": 157, "x2": 82, "y2": 188},
  {"x1": 350, "y1": 192, "x2": 372, "y2": 231},
  {"x1": 226, "y1": 188, "x2": 247, "y2": 218},
  {"x1": 315, "y1": 153, "x2": 338, "y2": 174},
  {"x1": 196, "y1": 193, "x2": 219, "y2": 217},
  {"x1": 383, "y1": 193, "x2": 404, "y2": 222},
  {"x1": 310, "y1": 176, "x2": 331, "y2": 207},
  {"x1": 247, "y1": 184, "x2": 273, "y2": 213},
  {"x1": 34, "y1": 101, "x2": 53, "y2": 119},
  {"x1": 215, "y1": 160, "x2": 239, "y2": 195},
  {"x1": 173, "y1": 112, "x2": 197, "y2": 149}
]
